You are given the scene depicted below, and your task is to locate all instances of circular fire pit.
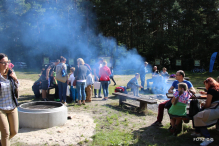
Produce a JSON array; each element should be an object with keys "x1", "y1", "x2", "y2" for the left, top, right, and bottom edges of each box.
[{"x1": 18, "y1": 101, "x2": 67, "y2": 129}]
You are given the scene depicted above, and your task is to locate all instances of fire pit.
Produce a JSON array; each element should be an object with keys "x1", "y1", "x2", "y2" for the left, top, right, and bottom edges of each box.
[{"x1": 18, "y1": 101, "x2": 68, "y2": 129}]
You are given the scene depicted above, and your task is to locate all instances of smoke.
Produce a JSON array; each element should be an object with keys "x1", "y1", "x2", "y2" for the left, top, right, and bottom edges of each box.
[{"x1": 0, "y1": 0, "x2": 172, "y2": 95}]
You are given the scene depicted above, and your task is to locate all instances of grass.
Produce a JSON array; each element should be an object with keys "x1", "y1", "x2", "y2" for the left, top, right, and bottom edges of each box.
[{"x1": 13, "y1": 69, "x2": 219, "y2": 146}]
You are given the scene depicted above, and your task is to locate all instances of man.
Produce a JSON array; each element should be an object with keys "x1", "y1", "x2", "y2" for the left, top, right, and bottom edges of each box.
[
  {"x1": 152, "y1": 70, "x2": 196, "y2": 126},
  {"x1": 140, "y1": 62, "x2": 148, "y2": 91},
  {"x1": 127, "y1": 73, "x2": 143, "y2": 97},
  {"x1": 146, "y1": 66, "x2": 159, "y2": 90},
  {"x1": 41, "y1": 59, "x2": 60, "y2": 101},
  {"x1": 93, "y1": 58, "x2": 103, "y2": 98}
]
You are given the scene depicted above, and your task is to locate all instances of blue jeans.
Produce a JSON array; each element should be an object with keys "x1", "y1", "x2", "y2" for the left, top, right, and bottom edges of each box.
[
  {"x1": 57, "y1": 81, "x2": 67, "y2": 102},
  {"x1": 127, "y1": 85, "x2": 139, "y2": 96},
  {"x1": 195, "y1": 127, "x2": 210, "y2": 138},
  {"x1": 70, "y1": 86, "x2": 78, "y2": 101},
  {"x1": 101, "y1": 81, "x2": 109, "y2": 97},
  {"x1": 76, "y1": 82, "x2": 86, "y2": 101},
  {"x1": 140, "y1": 74, "x2": 146, "y2": 90}
]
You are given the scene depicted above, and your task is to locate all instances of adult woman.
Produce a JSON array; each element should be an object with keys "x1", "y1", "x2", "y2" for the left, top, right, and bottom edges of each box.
[
  {"x1": 192, "y1": 77, "x2": 219, "y2": 146},
  {"x1": 0, "y1": 53, "x2": 19, "y2": 146},
  {"x1": 99, "y1": 61, "x2": 111, "y2": 100},
  {"x1": 56, "y1": 56, "x2": 68, "y2": 105},
  {"x1": 74, "y1": 58, "x2": 90, "y2": 105}
]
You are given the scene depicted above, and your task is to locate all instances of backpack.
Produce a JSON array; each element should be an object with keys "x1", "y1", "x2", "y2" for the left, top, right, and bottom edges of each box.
[
  {"x1": 188, "y1": 91, "x2": 200, "y2": 117},
  {"x1": 115, "y1": 86, "x2": 127, "y2": 94}
]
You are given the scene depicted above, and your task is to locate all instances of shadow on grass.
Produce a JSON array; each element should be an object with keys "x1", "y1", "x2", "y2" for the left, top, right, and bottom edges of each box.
[
  {"x1": 102, "y1": 103, "x2": 153, "y2": 117},
  {"x1": 131, "y1": 124, "x2": 219, "y2": 146}
]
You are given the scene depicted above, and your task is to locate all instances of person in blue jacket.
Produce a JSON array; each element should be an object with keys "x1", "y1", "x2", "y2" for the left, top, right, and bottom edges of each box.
[{"x1": 140, "y1": 62, "x2": 148, "y2": 91}]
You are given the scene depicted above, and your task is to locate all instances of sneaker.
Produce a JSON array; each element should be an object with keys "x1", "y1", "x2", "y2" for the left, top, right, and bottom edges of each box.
[
  {"x1": 98, "y1": 95, "x2": 102, "y2": 98},
  {"x1": 200, "y1": 138, "x2": 214, "y2": 146},
  {"x1": 63, "y1": 102, "x2": 68, "y2": 106},
  {"x1": 114, "y1": 83, "x2": 116, "y2": 86},
  {"x1": 102, "y1": 98, "x2": 108, "y2": 100},
  {"x1": 41, "y1": 98, "x2": 47, "y2": 101},
  {"x1": 56, "y1": 99, "x2": 60, "y2": 102},
  {"x1": 94, "y1": 95, "x2": 98, "y2": 98},
  {"x1": 151, "y1": 121, "x2": 163, "y2": 127},
  {"x1": 191, "y1": 132, "x2": 201, "y2": 137}
]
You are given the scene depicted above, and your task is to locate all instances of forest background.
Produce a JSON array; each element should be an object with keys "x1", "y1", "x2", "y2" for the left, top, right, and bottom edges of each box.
[{"x1": 1, "y1": 0, "x2": 219, "y2": 71}]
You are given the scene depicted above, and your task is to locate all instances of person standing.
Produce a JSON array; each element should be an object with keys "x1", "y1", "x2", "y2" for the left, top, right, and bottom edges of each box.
[
  {"x1": 74, "y1": 58, "x2": 90, "y2": 105},
  {"x1": 84, "y1": 64, "x2": 93, "y2": 102},
  {"x1": 140, "y1": 62, "x2": 148, "y2": 91},
  {"x1": 0, "y1": 53, "x2": 19, "y2": 146},
  {"x1": 110, "y1": 66, "x2": 116, "y2": 86},
  {"x1": 68, "y1": 67, "x2": 77, "y2": 103},
  {"x1": 146, "y1": 66, "x2": 159, "y2": 90},
  {"x1": 93, "y1": 58, "x2": 103, "y2": 98},
  {"x1": 56, "y1": 56, "x2": 68, "y2": 105},
  {"x1": 41, "y1": 59, "x2": 60, "y2": 101},
  {"x1": 99, "y1": 61, "x2": 111, "y2": 100}
]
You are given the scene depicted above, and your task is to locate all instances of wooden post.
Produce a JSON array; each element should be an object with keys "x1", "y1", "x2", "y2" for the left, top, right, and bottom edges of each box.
[
  {"x1": 119, "y1": 96, "x2": 126, "y2": 106},
  {"x1": 139, "y1": 101, "x2": 147, "y2": 111}
]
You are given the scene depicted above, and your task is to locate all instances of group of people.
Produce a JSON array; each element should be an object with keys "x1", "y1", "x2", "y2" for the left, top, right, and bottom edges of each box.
[
  {"x1": 127, "y1": 63, "x2": 169, "y2": 97},
  {"x1": 151, "y1": 70, "x2": 219, "y2": 146},
  {"x1": 1, "y1": 52, "x2": 219, "y2": 146},
  {"x1": 139, "y1": 62, "x2": 169, "y2": 91},
  {"x1": 36, "y1": 57, "x2": 116, "y2": 105}
]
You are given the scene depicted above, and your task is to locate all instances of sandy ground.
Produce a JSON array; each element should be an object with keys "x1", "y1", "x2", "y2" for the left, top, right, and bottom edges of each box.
[
  {"x1": 10, "y1": 79, "x2": 96, "y2": 146},
  {"x1": 9, "y1": 79, "x2": 171, "y2": 145}
]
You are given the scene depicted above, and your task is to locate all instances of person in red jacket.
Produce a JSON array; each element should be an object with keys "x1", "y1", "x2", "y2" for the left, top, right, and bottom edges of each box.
[{"x1": 99, "y1": 60, "x2": 111, "y2": 100}]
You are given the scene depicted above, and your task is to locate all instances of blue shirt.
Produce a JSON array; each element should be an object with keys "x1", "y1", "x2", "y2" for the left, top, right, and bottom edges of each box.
[
  {"x1": 172, "y1": 80, "x2": 193, "y2": 89},
  {"x1": 140, "y1": 65, "x2": 148, "y2": 75}
]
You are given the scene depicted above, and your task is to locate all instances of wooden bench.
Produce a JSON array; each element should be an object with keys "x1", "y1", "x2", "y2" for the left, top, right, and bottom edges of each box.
[
  {"x1": 112, "y1": 92, "x2": 157, "y2": 111},
  {"x1": 46, "y1": 86, "x2": 57, "y2": 97}
]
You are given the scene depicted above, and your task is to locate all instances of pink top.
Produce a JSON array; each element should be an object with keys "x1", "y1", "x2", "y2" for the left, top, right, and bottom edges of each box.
[
  {"x1": 99, "y1": 66, "x2": 111, "y2": 81},
  {"x1": 173, "y1": 91, "x2": 191, "y2": 104},
  {"x1": 8, "y1": 63, "x2": 14, "y2": 69}
]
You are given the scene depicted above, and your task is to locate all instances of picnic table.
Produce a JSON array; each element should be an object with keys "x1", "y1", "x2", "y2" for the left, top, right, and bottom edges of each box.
[
  {"x1": 112, "y1": 92, "x2": 157, "y2": 111},
  {"x1": 197, "y1": 87, "x2": 207, "y2": 92},
  {"x1": 166, "y1": 93, "x2": 207, "y2": 99}
]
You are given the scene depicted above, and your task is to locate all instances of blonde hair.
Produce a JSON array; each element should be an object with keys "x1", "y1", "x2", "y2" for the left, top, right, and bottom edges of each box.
[
  {"x1": 135, "y1": 73, "x2": 139, "y2": 77},
  {"x1": 174, "y1": 83, "x2": 188, "y2": 105},
  {"x1": 77, "y1": 58, "x2": 85, "y2": 65},
  {"x1": 70, "y1": 67, "x2": 75, "y2": 73},
  {"x1": 103, "y1": 60, "x2": 107, "y2": 66},
  {"x1": 163, "y1": 67, "x2": 167, "y2": 71},
  {"x1": 144, "y1": 62, "x2": 148, "y2": 65}
]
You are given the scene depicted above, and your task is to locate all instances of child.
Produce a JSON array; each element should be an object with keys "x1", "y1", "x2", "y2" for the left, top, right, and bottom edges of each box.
[
  {"x1": 68, "y1": 67, "x2": 78, "y2": 103},
  {"x1": 85, "y1": 73, "x2": 94, "y2": 102},
  {"x1": 168, "y1": 83, "x2": 191, "y2": 136},
  {"x1": 127, "y1": 73, "x2": 143, "y2": 97}
]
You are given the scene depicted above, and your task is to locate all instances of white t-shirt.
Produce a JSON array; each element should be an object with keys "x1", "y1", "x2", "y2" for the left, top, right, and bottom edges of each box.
[{"x1": 68, "y1": 73, "x2": 75, "y2": 86}]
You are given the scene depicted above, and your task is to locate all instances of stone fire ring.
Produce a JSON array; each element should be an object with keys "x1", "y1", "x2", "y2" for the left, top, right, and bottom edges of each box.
[{"x1": 18, "y1": 101, "x2": 68, "y2": 129}]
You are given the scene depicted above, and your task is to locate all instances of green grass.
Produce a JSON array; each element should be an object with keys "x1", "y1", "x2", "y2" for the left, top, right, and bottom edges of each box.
[{"x1": 14, "y1": 69, "x2": 219, "y2": 146}]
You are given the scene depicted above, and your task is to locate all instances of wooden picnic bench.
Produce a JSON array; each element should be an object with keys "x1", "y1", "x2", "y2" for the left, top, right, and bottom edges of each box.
[
  {"x1": 166, "y1": 93, "x2": 207, "y2": 99},
  {"x1": 112, "y1": 92, "x2": 157, "y2": 111}
]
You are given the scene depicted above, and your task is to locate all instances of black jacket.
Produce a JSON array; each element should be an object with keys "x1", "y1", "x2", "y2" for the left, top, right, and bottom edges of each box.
[{"x1": 7, "y1": 69, "x2": 18, "y2": 106}]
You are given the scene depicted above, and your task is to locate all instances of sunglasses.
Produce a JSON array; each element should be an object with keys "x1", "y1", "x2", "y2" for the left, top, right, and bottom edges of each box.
[{"x1": 0, "y1": 62, "x2": 9, "y2": 65}]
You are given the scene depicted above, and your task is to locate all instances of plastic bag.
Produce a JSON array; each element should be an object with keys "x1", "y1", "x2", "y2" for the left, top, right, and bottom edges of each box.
[{"x1": 66, "y1": 85, "x2": 70, "y2": 96}]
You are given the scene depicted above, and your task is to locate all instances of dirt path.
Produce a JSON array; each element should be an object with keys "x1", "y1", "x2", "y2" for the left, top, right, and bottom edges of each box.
[{"x1": 10, "y1": 79, "x2": 173, "y2": 145}]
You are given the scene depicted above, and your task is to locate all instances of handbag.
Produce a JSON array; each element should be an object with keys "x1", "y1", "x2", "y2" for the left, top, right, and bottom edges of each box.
[
  {"x1": 188, "y1": 90, "x2": 200, "y2": 117},
  {"x1": 66, "y1": 85, "x2": 70, "y2": 96},
  {"x1": 56, "y1": 64, "x2": 67, "y2": 83}
]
